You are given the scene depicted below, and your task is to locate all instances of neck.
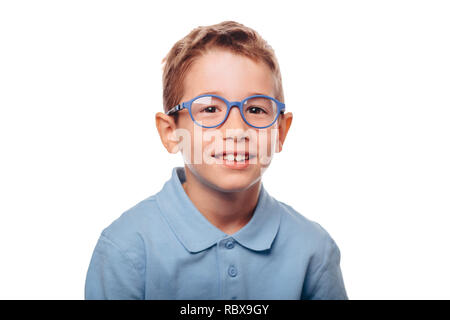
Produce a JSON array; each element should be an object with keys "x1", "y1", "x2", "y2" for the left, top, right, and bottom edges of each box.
[{"x1": 182, "y1": 166, "x2": 261, "y2": 235}]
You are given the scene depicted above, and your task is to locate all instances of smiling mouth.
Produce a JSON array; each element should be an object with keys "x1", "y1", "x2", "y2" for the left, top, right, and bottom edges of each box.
[{"x1": 212, "y1": 152, "x2": 257, "y2": 162}]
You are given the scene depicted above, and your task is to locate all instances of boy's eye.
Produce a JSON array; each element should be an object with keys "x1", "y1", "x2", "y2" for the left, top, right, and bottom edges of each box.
[
  {"x1": 201, "y1": 106, "x2": 220, "y2": 113},
  {"x1": 247, "y1": 106, "x2": 267, "y2": 114}
]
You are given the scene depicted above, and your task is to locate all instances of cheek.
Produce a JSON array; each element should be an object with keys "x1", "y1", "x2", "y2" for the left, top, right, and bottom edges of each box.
[
  {"x1": 185, "y1": 126, "x2": 217, "y2": 165},
  {"x1": 257, "y1": 128, "x2": 278, "y2": 155},
  {"x1": 173, "y1": 119, "x2": 197, "y2": 164}
]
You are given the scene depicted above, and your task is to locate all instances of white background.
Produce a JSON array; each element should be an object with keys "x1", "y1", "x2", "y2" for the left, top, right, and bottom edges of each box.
[{"x1": 0, "y1": 0, "x2": 449, "y2": 299}]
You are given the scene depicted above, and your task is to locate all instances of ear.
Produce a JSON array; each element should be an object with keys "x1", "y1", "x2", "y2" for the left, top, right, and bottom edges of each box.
[
  {"x1": 275, "y1": 112, "x2": 293, "y2": 153},
  {"x1": 155, "y1": 112, "x2": 180, "y2": 153}
]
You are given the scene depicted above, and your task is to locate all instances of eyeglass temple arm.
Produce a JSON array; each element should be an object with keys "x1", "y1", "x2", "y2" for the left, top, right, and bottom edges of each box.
[{"x1": 166, "y1": 103, "x2": 183, "y2": 115}]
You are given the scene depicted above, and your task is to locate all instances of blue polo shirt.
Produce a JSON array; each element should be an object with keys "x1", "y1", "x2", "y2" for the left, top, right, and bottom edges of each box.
[{"x1": 85, "y1": 167, "x2": 348, "y2": 299}]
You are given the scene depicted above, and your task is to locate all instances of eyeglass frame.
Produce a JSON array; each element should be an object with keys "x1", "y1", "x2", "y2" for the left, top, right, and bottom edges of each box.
[{"x1": 166, "y1": 94, "x2": 286, "y2": 129}]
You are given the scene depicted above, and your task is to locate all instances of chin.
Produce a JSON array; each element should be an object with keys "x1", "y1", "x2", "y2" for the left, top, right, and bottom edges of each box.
[
  {"x1": 186, "y1": 163, "x2": 262, "y2": 193},
  {"x1": 207, "y1": 167, "x2": 261, "y2": 193}
]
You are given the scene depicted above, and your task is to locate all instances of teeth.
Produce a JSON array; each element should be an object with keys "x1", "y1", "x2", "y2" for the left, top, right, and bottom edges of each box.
[
  {"x1": 225, "y1": 154, "x2": 235, "y2": 161},
  {"x1": 221, "y1": 154, "x2": 247, "y2": 162}
]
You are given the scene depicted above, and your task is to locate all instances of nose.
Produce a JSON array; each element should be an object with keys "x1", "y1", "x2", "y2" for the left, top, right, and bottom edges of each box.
[
  {"x1": 219, "y1": 104, "x2": 250, "y2": 144},
  {"x1": 221, "y1": 104, "x2": 248, "y2": 130}
]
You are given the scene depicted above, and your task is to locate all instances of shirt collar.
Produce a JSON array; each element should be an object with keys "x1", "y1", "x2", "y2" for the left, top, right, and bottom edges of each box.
[{"x1": 155, "y1": 166, "x2": 281, "y2": 253}]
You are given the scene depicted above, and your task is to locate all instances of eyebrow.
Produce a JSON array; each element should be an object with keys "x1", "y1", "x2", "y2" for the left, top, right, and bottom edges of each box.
[{"x1": 200, "y1": 91, "x2": 269, "y2": 97}]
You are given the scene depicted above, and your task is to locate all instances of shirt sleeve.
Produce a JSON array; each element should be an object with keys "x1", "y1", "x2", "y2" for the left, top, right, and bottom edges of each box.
[
  {"x1": 301, "y1": 236, "x2": 348, "y2": 300},
  {"x1": 85, "y1": 234, "x2": 145, "y2": 300}
]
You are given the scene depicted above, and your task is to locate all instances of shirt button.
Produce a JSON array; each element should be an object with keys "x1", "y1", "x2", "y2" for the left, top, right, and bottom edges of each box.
[
  {"x1": 225, "y1": 239, "x2": 235, "y2": 249},
  {"x1": 228, "y1": 265, "x2": 237, "y2": 277}
]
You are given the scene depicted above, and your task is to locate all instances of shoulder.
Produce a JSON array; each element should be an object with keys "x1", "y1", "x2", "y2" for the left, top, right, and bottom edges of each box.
[
  {"x1": 277, "y1": 200, "x2": 333, "y2": 240},
  {"x1": 271, "y1": 198, "x2": 348, "y2": 299},
  {"x1": 86, "y1": 196, "x2": 161, "y2": 299},
  {"x1": 97, "y1": 195, "x2": 163, "y2": 267},
  {"x1": 275, "y1": 198, "x2": 338, "y2": 254},
  {"x1": 102, "y1": 195, "x2": 160, "y2": 240}
]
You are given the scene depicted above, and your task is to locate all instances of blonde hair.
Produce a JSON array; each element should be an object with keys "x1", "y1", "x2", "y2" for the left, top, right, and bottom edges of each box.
[{"x1": 161, "y1": 21, "x2": 284, "y2": 122}]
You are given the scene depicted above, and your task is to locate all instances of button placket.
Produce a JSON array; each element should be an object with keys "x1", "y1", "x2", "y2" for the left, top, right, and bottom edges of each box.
[{"x1": 219, "y1": 237, "x2": 241, "y2": 299}]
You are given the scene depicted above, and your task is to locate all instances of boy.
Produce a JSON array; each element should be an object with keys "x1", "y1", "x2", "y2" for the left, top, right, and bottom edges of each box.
[{"x1": 85, "y1": 21, "x2": 348, "y2": 300}]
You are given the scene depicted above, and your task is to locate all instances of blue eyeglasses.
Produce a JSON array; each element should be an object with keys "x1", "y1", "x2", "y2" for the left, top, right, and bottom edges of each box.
[{"x1": 166, "y1": 94, "x2": 285, "y2": 129}]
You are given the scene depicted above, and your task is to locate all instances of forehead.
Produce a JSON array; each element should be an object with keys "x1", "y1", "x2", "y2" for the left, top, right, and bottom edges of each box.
[{"x1": 182, "y1": 48, "x2": 275, "y2": 100}]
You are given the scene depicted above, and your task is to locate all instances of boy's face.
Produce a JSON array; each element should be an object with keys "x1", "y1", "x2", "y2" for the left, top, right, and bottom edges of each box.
[{"x1": 156, "y1": 48, "x2": 292, "y2": 192}]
